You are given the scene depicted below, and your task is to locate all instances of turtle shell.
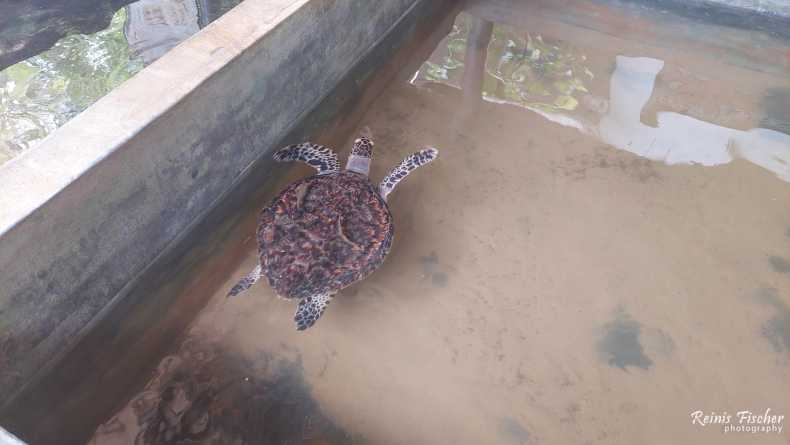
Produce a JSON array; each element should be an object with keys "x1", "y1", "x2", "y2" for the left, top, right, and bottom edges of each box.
[{"x1": 256, "y1": 171, "x2": 394, "y2": 300}]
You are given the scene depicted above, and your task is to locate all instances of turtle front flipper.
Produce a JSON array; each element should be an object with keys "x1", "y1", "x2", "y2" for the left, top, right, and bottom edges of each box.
[
  {"x1": 274, "y1": 142, "x2": 340, "y2": 175},
  {"x1": 294, "y1": 292, "x2": 333, "y2": 330},
  {"x1": 379, "y1": 147, "x2": 439, "y2": 200}
]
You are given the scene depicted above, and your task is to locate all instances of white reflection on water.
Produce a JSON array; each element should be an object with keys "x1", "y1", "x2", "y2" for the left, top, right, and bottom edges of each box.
[{"x1": 598, "y1": 56, "x2": 790, "y2": 182}]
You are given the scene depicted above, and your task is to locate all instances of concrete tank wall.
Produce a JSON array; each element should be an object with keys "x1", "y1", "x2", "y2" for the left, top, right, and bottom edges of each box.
[
  {"x1": 684, "y1": 0, "x2": 790, "y2": 16},
  {"x1": 0, "y1": 0, "x2": 423, "y2": 413}
]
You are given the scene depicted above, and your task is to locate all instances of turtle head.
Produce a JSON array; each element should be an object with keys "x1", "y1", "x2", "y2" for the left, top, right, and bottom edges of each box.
[
  {"x1": 351, "y1": 136, "x2": 374, "y2": 158},
  {"x1": 346, "y1": 134, "x2": 374, "y2": 175}
]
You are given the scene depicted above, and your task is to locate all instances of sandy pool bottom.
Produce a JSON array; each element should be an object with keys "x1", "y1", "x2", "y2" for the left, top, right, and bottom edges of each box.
[{"x1": 90, "y1": 80, "x2": 790, "y2": 445}]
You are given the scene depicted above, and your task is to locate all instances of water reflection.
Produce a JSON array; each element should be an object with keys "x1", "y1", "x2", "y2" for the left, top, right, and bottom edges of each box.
[
  {"x1": 599, "y1": 56, "x2": 790, "y2": 182},
  {"x1": 419, "y1": 13, "x2": 593, "y2": 114},
  {"x1": 414, "y1": 8, "x2": 790, "y2": 183},
  {"x1": 0, "y1": 0, "x2": 242, "y2": 164}
]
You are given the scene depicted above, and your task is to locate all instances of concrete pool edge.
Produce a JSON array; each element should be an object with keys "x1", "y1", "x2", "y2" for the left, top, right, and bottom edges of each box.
[
  {"x1": 0, "y1": 0, "x2": 448, "y2": 427},
  {"x1": 649, "y1": 0, "x2": 790, "y2": 18},
  {"x1": 628, "y1": 0, "x2": 790, "y2": 38}
]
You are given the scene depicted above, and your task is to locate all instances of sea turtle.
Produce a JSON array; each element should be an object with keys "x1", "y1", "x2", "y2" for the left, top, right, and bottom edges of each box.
[{"x1": 227, "y1": 133, "x2": 438, "y2": 330}]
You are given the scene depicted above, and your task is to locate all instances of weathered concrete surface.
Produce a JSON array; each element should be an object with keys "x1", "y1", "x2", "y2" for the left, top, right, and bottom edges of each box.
[
  {"x1": 615, "y1": 0, "x2": 790, "y2": 38},
  {"x1": 0, "y1": 0, "x2": 430, "y2": 419},
  {"x1": 666, "y1": 0, "x2": 790, "y2": 16}
]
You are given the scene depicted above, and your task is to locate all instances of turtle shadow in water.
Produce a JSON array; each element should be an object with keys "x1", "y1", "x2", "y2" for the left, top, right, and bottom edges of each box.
[
  {"x1": 100, "y1": 339, "x2": 357, "y2": 445},
  {"x1": 419, "y1": 252, "x2": 449, "y2": 288},
  {"x1": 754, "y1": 288, "x2": 790, "y2": 356},
  {"x1": 597, "y1": 309, "x2": 654, "y2": 371},
  {"x1": 497, "y1": 417, "x2": 530, "y2": 444},
  {"x1": 767, "y1": 255, "x2": 790, "y2": 276},
  {"x1": 0, "y1": 333, "x2": 22, "y2": 390},
  {"x1": 761, "y1": 87, "x2": 790, "y2": 136}
]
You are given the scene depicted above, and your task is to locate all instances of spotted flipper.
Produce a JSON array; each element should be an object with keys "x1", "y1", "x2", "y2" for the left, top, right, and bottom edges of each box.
[
  {"x1": 379, "y1": 147, "x2": 439, "y2": 200},
  {"x1": 294, "y1": 293, "x2": 333, "y2": 331},
  {"x1": 227, "y1": 264, "x2": 261, "y2": 297},
  {"x1": 273, "y1": 143, "x2": 340, "y2": 174}
]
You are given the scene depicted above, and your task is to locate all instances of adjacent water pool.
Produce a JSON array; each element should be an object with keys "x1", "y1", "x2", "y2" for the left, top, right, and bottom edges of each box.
[{"x1": 0, "y1": 0, "x2": 242, "y2": 165}]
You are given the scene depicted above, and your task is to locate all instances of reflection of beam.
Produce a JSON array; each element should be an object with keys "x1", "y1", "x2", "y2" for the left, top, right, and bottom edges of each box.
[
  {"x1": 463, "y1": 0, "x2": 790, "y2": 77},
  {"x1": 196, "y1": 0, "x2": 211, "y2": 28},
  {"x1": 461, "y1": 16, "x2": 492, "y2": 109}
]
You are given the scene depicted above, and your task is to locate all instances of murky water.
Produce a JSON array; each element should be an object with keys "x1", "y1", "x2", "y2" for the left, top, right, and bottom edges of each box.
[
  {"x1": 0, "y1": 0, "x2": 242, "y2": 165},
  {"x1": 89, "y1": 2, "x2": 789, "y2": 444}
]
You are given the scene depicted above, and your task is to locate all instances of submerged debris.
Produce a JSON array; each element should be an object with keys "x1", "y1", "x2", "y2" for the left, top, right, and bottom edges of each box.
[{"x1": 90, "y1": 338, "x2": 353, "y2": 445}]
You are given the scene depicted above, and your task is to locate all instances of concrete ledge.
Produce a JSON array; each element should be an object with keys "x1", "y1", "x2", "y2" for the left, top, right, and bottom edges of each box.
[
  {"x1": 602, "y1": 0, "x2": 790, "y2": 39},
  {"x1": 649, "y1": 0, "x2": 790, "y2": 17},
  {"x1": 0, "y1": 0, "x2": 425, "y2": 411}
]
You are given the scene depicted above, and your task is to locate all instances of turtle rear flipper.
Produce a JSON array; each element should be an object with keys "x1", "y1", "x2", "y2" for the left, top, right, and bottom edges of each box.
[
  {"x1": 227, "y1": 264, "x2": 262, "y2": 297},
  {"x1": 274, "y1": 142, "x2": 340, "y2": 175},
  {"x1": 294, "y1": 293, "x2": 333, "y2": 330},
  {"x1": 379, "y1": 148, "x2": 438, "y2": 200}
]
